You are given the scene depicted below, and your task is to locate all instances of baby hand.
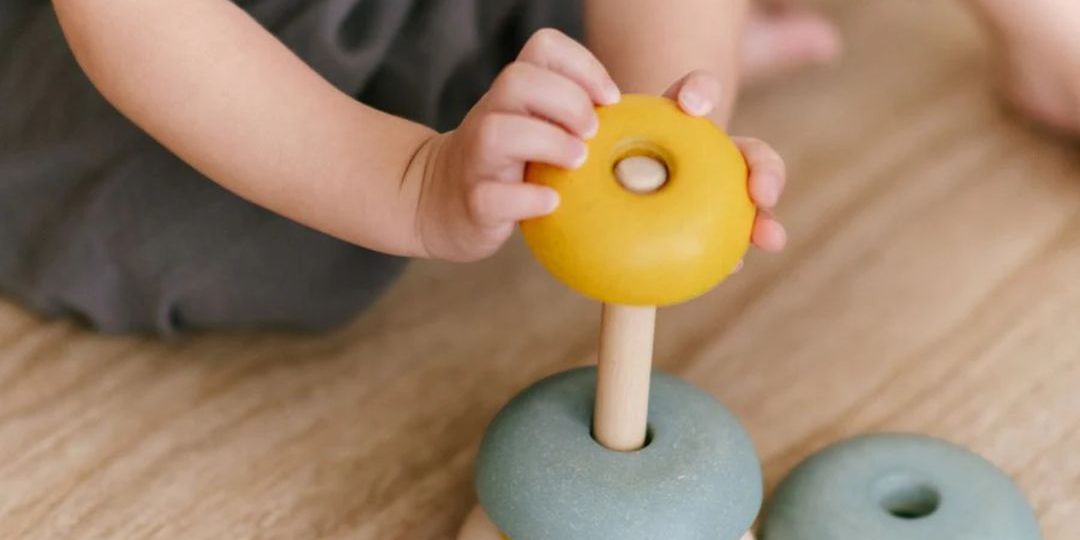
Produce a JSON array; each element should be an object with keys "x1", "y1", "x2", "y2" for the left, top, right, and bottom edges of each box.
[
  {"x1": 662, "y1": 70, "x2": 788, "y2": 258},
  {"x1": 414, "y1": 31, "x2": 787, "y2": 263},
  {"x1": 414, "y1": 29, "x2": 620, "y2": 262}
]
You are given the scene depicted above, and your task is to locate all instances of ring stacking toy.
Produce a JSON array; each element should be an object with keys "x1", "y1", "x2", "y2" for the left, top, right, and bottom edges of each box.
[
  {"x1": 521, "y1": 94, "x2": 755, "y2": 307},
  {"x1": 760, "y1": 433, "x2": 1041, "y2": 540},
  {"x1": 458, "y1": 94, "x2": 761, "y2": 540},
  {"x1": 476, "y1": 368, "x2": 761, "y2": 540}
]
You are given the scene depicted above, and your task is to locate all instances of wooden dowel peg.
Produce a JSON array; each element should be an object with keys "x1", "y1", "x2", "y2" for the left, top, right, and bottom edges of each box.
[
  {"x1": 593, "y1": 303, "x2": 657, "y2": 452},
  {"x1": 615, "y1": 155, "x2": 668, "y2": 193}
]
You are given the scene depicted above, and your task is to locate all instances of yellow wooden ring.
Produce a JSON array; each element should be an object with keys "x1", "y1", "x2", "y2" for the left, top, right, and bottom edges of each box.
[{"x1": 521, "y1": 94, "x2": 754, "y2": 306}]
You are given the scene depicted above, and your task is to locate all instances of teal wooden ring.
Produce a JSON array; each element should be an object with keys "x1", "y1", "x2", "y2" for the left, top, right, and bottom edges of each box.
[
  {"x1": 761, "y1": 433, "x2": 1040, "y2": 540},
  {"x1": 475, "y1": 367, "x2": 762, "y2": 540}
]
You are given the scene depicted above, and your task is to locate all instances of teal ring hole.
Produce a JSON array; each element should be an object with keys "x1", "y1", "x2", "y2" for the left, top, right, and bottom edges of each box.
[{"x1": 873, "y1": 472, "x2": 941, "y2": 520}]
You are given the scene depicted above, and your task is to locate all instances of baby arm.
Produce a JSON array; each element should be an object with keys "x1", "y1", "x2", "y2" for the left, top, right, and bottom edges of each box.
[
  {"x1": 53, "y1": 0, "x2": 437, "y2": 257},
  {"x1": 584, "y1": 0, "x2": 749, "y2": 123}
]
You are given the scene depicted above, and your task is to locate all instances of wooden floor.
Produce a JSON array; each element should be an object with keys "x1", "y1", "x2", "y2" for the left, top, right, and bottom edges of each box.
[{"x1": 2, "y1": 1, "x2": 1078, "y2": 539}]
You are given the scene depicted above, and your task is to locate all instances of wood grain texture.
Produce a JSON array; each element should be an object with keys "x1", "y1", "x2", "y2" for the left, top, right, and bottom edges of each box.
[{"x1": 1, "y1": 1, "x2": 1078, "y2": 538}]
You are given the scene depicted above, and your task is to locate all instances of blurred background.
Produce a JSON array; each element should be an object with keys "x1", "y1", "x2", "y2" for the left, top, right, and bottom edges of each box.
[{"x1": 0, "y1": 0, "x2": 1076, "y2": 539}]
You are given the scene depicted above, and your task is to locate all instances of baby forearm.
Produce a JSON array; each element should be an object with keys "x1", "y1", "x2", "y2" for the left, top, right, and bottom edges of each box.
[
  {"x1": 584, "y1": 0, "x2": 749, "y2": 124},
  {"x1": 53, "y1": 0, "x2": 435, "y2": 257}
]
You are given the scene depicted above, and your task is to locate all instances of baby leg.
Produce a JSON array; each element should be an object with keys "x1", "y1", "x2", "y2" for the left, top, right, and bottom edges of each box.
[
  {"x1": 740, "y1": 2, "x2": 842, "y2": 86},
  {"x1": 963, "y1": 0, "x2": 1080, "y2": 134}
]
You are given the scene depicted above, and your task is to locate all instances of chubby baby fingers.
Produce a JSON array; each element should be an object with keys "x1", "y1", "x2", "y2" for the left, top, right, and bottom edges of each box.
[
  {"x1": 468, "y1": 181, "x2": 560, "y2": 227},
  {"x1": 664, "y1": 69, "x2": 723, "y2": 117},
  {"x1": 751, "y1": 210, "x2": 787, "y2": 252},
  {"x1": 474, "y1": 113, "x2": 587, "y2": 172},
  {"x1": 517, "y1": 28, "x2": 620, "y2": 106},
  {"x1": 735, "y1": 137, "x2": 787, "y2": 209},
  {"x1": 486, "y1": 61, "x2": 599, "y2": 139}
]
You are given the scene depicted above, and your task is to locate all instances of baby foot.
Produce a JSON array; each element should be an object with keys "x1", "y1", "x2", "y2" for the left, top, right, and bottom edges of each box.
[
  {"x1": 968, "y1": 0, "x2": 1080, "y2": 134},
  {"x1": 740, "y1": 3, "x2": 842, "y2": 87}
]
